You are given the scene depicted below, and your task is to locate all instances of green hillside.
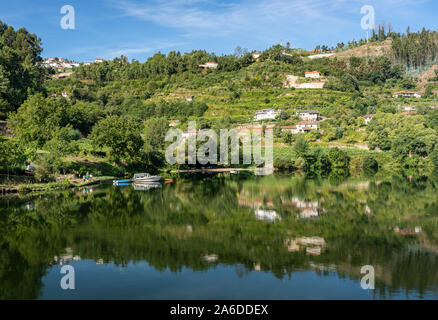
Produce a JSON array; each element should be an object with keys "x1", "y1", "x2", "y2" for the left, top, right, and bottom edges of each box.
[{"x1": 2, "y1": 19, "x2": 438, "y2": 189}]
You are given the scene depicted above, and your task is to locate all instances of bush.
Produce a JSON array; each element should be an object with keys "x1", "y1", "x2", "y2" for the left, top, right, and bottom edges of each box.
[
  {"x1": 429, "y1": 147, "x2": 438, "y2": 168},
  {"x1": 328, "y1": 147, "x2": 350, "y2": 168},
  {"x1": 363, "y1": 155, "x2": 379, "y2": 171},
  {"x1": 34, "y1": 156, "x2": 56, "y2": 182},
  {"x1": 274, "y1": 157, "x2": 293, "y2": 171}
]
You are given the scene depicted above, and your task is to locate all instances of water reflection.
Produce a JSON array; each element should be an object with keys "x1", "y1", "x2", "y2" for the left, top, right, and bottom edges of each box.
[{"x1": 1, "y1": 174, "x2": 438, "y2": 299}]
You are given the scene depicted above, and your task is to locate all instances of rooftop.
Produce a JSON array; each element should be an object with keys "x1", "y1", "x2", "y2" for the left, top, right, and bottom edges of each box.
[{"x1": 297, "y1": 110, "x2": 319, "y2": 114}]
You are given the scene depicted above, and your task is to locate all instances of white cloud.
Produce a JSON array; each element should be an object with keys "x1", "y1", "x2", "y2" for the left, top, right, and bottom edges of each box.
[
  {"x1": 108, "y1": 41, "x2": 187, "y2": 56},
  {"x1": 105, "y1": 0, "x2": 434, "y2": 52}
]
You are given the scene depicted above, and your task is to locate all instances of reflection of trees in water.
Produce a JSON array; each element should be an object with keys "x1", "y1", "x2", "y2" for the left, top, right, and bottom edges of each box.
[{"x1": 1, "y1": 174, "x2": 438, "y2": 298}]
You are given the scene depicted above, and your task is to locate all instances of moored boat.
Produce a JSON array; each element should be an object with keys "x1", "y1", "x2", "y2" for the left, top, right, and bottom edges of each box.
[{"x1": 133, "y1": 173, "x2": 162, "y2": 182}]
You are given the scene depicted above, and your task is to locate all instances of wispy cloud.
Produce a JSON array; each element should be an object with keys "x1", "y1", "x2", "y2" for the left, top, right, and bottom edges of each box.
[
  {"x1": 108, "y1": 0, "x2": 347, "y2": 36},
  {"x1": 107, "y1": 0, "x2": 425, "y2": 48},
  {"x1": 108, "y1": 41, "x2": 188, "y2": 57}
]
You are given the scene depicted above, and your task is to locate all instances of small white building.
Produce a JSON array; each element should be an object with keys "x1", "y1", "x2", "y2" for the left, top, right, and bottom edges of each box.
[
  {"x1": 399, "y1": 105, "x2": 417, "y2": 112},
  {"x1": 281, "y1": 121, "x2": 318, "y2": 134},
  {"x1": 254, "y1": 209, "x2": 280, "y2": 222},
  {"x1": 95, "y1": 58, "x2": 105, "y2": 63},
  {"x1": 296, "y1": 110, "x2": 319, "y2": 121},
  {"x1": 364, "y1": 114, "x2": 374, "y2": 125},
  {"x1": 198, "y1": 62, "x2": 218, "y2": 69},
  {"x1": 169, "y1": 119, "x2": 180, "y2": 127},
  {"x1": 393, "y1": 91, "x2": 421, "y2": 98},
  {"x1": 305, "y1": 71, "x2": 321, "y2": 78},
  {"x1": 181, "y1": 130, "x2": 199, "y2": 139},
  {"x1": 252, "y1": 51, "x2": 261, "y2": 59},
  {"x1": 253, "y1": 109, "x2": 280, "y2": 121},
  {"x1": 296, "y1": 121, "x2": 318, "y2": 132},
  {"x1": 280, "y1": 126, "x2": 298, "y2": 134}
]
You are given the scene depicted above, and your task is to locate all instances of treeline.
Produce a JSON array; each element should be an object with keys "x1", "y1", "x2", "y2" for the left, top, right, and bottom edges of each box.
[
  {"x1": 367, "y1": 111, "x2": 438, "y2": 168},
  {"x1": 72, "y1": 50, "x2": 255, "y2": 82},
  {"x1": 0, "y1": 20, "x2": 47, "y2": 118},
  {"x1": 392, "y1": 28, "x2": 438, "y2": 70}
]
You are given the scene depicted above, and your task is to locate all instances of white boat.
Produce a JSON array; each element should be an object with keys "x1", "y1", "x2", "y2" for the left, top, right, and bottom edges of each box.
[{"x1": 133, "y1": 173, "x2": 162, "y2": 182}]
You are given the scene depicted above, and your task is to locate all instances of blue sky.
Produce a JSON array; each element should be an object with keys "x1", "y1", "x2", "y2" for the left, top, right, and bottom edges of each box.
[{"x1": 0, "y1": 0, "x2": 437, "y2": 62}]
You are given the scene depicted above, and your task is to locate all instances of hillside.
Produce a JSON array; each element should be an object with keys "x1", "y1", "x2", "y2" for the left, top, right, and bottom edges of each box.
[
  {"x1": 333, "y1": 40, "x2": 393, "y2": 59},
  {"x1": 417, "y1": 64, "x2": 438, "y2": 89}
]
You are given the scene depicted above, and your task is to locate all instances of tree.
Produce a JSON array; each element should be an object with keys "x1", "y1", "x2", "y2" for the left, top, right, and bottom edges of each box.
[
  {"x1": 282, "y1": 131, "x2": 293, "y2": 145},
  {"x1": 7, "y1": 94, "x2": 69, "y2": 151},
  {"x1": 89, "y1": 116, "x2": 143, "y2": 161},
  {"x1": 143, "y1": 117, "x2": 168, "y2": 151},
  {"x1": 44, "y1": 125, "x2": 77, "y2": 160},
  {"x1": 0, "y1": 137, "x2": 26, "y2": 178},
  {"x1": 279, "y1": 110, "x2": 290, "y2": 120},
  {"x1": 0, "y1": 20, "x2": 46, "y2": 118},
  {"x1": 430, "y1": 147, "x2": 438, "y2": 169},
  {"x1": 294, "y1": 135, "x2": 309, "y2": 156},
  {"x1": 328, "y1": 147, "x2": 350, "y2": 168},
  {"x1": 363, "y1": 155, "x2": 379, "y2": 172}
]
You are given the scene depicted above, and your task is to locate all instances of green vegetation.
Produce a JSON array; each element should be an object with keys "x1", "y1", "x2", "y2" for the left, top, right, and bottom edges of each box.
[{"x1": 2, "y1": 19, "x2": 438, "y2": 187}]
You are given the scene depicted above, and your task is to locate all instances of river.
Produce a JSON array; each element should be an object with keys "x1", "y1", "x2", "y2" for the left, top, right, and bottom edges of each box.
[{"x1": 1, "y1": 173, "x2": 438, "y2": 299}]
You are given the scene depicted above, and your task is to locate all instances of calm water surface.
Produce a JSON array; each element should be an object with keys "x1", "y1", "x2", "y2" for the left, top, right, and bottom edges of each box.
[{"x1": 1, "y1": 174, "x2": 438, "y2": 299}]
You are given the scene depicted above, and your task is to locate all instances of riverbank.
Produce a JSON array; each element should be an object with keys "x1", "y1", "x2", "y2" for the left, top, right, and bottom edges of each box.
[{"x1": 0, "y1": 176, "x2": 115, "y2": 196}]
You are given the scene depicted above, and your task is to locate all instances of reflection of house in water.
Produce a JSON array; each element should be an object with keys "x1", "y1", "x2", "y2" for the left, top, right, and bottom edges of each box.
[
  {"x1": 394, "y1": 226, "x2": 422, "y2": 235},
  {"x1": 25, "y1": 203, "x2": 35, "y2": 210},
  {"x1": 237, "y1": 193, "x2": 280, "y2": 222},
  {"x1": 283, "y1": 197, "x2": 320, "y2": 219},
  {"x1": 54, "y1": 248, "x2": 81, "y2": 265},
  {"x1": 203, "y1": 254, "x2": 219, "y2": 263},
  {"x1": 255, "y1": 209, "x2": 280, "y2": 222},
  {"x1": 310, "y1": 263, "x2": 337, "y2": 273},
  {"x1": 238, "y1": 195, "x2": 274, "y2": 208},
  {"x1": 285, "y1": 237, "x2": 326, "y2": 256}
]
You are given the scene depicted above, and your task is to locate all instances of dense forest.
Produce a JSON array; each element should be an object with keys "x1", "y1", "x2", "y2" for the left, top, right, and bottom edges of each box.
[{"x1": 0, "y1": 21, "x2": 47, "y2": 118}]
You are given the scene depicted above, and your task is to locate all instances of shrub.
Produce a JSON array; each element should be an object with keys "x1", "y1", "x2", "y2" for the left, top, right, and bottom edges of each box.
[
  {"x1": 363, "y1": 155, "x2": 379, "y2": 171},
  {"x1": 274, "y1": 157, "x2": 293, "y2": 171}
]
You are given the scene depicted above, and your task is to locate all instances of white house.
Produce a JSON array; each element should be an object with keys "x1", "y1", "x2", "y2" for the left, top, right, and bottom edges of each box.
[
  {"x1": 198, "y1": 62, "x2": 218, "y2": 69},
  {"x1": 280, "y1": 126, "x2": 299, "y2": 134},
  {"x1": 253, "y1": 109, "x2": 280, "y2": 121},
  {"x1": 254, "y1": 209, "x2": 280, "y2": 222},
  {"x1": 95, "y1": 58, "x2": 105, "y2": 63},
  {"x1": 281, "y1": 121, "x2": 318, "y2": 134},
  {"x1": 181, "y1": 130, "x2": 199, "y2": 139},
  {"x1": 252, "y1": 51, "x2": 261, "y2": 59},
  {"x1": 296, "y1": 121, "x2": 318, "y2": 132},
  {"x1": 393, "y1": 91, "x2": 422, "y2": 98},
  {"x1": 169, "y1": 119, "x2": 180, "y2": 127},
  {"x1": 364, "y1": 114, "x2": 374, "y2": 125},
  {"x1": 296, "y1": 110, "x2": 319, "y2": 121},
  {"x1": 399, "y1": 105, "x2": 417, "y2": 112},
  {"x1": 305, "y1": 71, "x2": 321, "y2": 78}
]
